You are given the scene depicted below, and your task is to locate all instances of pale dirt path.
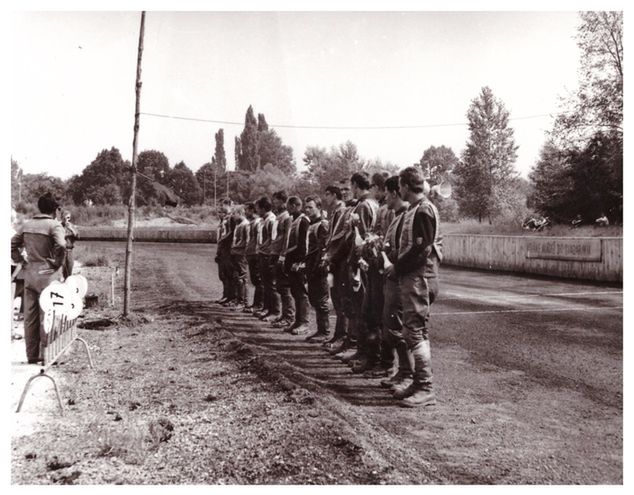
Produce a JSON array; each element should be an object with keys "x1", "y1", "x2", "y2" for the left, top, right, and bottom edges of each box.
[
  {"x1": 12, "y1": 241, "x2": 622, "y2": 484},
  {"x1": 122, "y1": 242, "x2": 622, "y2": 484}
]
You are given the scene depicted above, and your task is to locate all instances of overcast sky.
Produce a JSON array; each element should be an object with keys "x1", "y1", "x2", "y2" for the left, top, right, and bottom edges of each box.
[{"x1": 10, "y1": 10, "x2": 582, "y2": 180}]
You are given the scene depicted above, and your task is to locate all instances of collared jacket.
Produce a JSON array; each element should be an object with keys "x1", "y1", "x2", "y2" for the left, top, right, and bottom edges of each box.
[{"x1": 11, "y1": 214, "x2": 66, "y2": 291}]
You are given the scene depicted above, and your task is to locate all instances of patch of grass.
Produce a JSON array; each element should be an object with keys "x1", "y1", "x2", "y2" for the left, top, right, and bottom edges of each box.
[
  {"x1": 444, "y1": 219, "x2": 622, "y2": 237},
  {"x1": 90, "y1": 417, "x2": 173, "y2": 465}
]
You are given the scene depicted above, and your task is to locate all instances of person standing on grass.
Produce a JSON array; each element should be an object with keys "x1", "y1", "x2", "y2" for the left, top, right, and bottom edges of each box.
[
  {"x1": 387, "y1": 166, "x2": 443, "y2": 407},
  {"x1": 229, "y1": 205, "x2": 250, "y2": 311},
  {"x1": 61, "y1": 210, "x2": 79, "y2": 279},
  {"x1": 11, "y1": 192, "x2": 66, "y2": 364},
  {"x1": 244, "y1": 202, "x2": 263, "y2": 313}
]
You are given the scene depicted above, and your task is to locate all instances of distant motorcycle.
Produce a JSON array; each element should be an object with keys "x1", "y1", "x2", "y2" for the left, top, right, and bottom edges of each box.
[{"x1": 523, "y1": 216, "x2": 550, "y2": 232}]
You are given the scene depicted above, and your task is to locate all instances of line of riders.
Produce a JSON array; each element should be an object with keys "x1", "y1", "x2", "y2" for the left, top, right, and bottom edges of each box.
[
  {"x1": 522, "y1": 213, "x2": 610, "y2": 232},
  {"x1": 214, "y1": 166, "x2": 443, "y2": 408}
]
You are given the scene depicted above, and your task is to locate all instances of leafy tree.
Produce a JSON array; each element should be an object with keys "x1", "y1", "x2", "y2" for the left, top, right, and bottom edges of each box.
[
  {"x1": 235, "y1": 105, "x2": 259, "y2": 172},
  {"x1": 195, "y1": 162, "x2": 216, "y2": 205},
  {"x1": 528, "y1": 141, "x2": 574, "y2": 222},
  {"x1": 169, "y1": 161, "x2": 202, "y2": 206},
  {"x1": 20, "y1": 173, "x2": 68, "y2": 206},
  {"x1": 568, "y1": 132, "x2": 622, "y2": 223},
  {"x1": 11, "y1": 159, "x2": 23, "y2": 205},
  {"x1": 418, "y1": 145, "x2": 458, "y2": 184},
  {"x1": 302, "y1": 141, "x2": 369, "y2": 194},
  {"x1": 213, "y1": 129, "x2": 226, "y2": 174},
  {"x1": 364, "y1": 158, "x2": 400, "y2": 178},
  {"x1": 66, "y1": 147, "x2": 128, "y2": 205},
  {"x1": 454, "y1": 86, "x2": 519, "y2": 222},
  {"x1": 553, "y1": 12, "x2": 623, "y2": 146},
  {"x1": 257, "y1": 128, "x2": 296, "y2": 174},
  {"x1": 136, "y1": 150, "x2": 171, "y2": 205}
]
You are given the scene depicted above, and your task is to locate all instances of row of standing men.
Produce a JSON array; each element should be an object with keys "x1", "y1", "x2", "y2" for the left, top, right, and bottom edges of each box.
[{"x1": 214, "y1": 166, "x2": 442, "y2": 408}]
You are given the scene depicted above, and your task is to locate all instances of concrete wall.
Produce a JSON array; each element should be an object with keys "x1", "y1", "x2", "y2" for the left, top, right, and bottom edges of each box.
[
  {"x1": 79, "y1": 227, "x2": 622, "y2": 283},
  {"x1": 442, "y1": 234, "x2": 622, "y2": 283},
  {"x1": 80, "y1": 227, "x2": 217, "y2": 243}
]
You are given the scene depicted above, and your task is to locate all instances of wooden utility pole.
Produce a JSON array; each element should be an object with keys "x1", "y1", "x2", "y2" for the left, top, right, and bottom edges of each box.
[{"x1": 123, "y1": 11, "x2": 146, "y2": 316}]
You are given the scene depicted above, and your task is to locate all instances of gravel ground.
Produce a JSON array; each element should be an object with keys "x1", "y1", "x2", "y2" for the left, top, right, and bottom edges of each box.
[
  {"x1": 11, "y1": 309, "x2": 422, "y2": 484},
  {"x1": 10, "y1": 241, "x2": 623, "y2": 485}
]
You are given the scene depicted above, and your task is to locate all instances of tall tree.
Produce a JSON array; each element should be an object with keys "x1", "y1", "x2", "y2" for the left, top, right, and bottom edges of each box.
[
  {"x1": 418, "y1": 145, "x2": 458, "y2": 184},
  {"x1": 453, "y1": 87, "x2": 519, "y2": 222},
  {"x1": 235, "y1": 105, "x2": 259, "y2": 172},
  {"x1": 553, "y1": 12, "x2": 623, "y2": 146},
  {"x1": 195, "y1": 162, "x2": 215, "y2": 204},
  {"x1": 528, "y1": 141, "x2": 574, "y2": 222},
  {"x1": 213, "y1": 129, "x2": 226, "y2": 174}
]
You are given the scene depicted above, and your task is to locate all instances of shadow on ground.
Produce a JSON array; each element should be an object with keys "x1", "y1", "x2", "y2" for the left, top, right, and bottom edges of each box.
[{"x1": 156, "y1": 300, "x2": 396, "y2": 408}]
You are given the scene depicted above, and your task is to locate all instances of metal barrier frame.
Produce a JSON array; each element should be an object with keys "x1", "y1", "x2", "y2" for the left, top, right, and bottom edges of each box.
[{"x1": 16, "y1": 312, "x2": 94, "y2": 415}]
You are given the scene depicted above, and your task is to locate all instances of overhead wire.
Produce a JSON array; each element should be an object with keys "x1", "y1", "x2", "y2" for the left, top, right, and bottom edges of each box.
[{"x1": 140, "y1": 111, "x2": 556, "y2": 130}]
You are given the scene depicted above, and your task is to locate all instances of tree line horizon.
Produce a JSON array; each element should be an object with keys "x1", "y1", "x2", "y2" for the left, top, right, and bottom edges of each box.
[{"x1": 11, "y1": 12, "x2": 622, "y2": 225}]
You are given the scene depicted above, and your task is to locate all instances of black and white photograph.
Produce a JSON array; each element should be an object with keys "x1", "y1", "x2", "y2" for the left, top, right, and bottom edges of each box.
[{"x1": 7, "y1": 0, "x2": 625, "y2": 487}]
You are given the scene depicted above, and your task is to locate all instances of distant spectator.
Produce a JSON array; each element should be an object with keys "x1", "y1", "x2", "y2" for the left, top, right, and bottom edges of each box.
[{"x1": 61, "y1": 210, "x2": 80, "y2": 279}]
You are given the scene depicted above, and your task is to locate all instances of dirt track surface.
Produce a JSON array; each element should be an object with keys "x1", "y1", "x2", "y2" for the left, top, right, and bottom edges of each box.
[{"x1": 11, "y1": 242, "x2": 622, "y2": 484}]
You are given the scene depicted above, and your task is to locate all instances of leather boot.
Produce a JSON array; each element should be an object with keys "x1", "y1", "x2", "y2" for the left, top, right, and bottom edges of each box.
[
  {"x1": 399, "y1": 340, "x2": 436, "y2": 406},
  {"x1": 380, "y1": 371, "x2": 409, "y2": 389},
  {"x1": 392, "y1": 379, "x2": 415, "y2": 399},
  {"x1": 401, "y1": 388, "x2": 436, "y2": 407}
]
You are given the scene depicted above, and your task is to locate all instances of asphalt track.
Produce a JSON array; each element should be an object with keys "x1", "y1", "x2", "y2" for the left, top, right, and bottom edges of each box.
[{"x1": 96, "y1": 241, "x2": 624, "y2": 483}]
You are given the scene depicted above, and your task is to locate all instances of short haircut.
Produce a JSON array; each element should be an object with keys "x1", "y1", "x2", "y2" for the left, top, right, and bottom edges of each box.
[
  {"x1": 245, "y1": 202, "x2": 256, "y2": 212},
  {"x1": 232, "y1": 205, "x2": 245, "y2": 216},
  {"x1": 385, "y1": 176, "x2": 401, "y2": 196},
  {"x1": 399, "y1": 166, "x2": 427, "y2": 194},
  {"x1": 350, "y1": 172, "x2": 370, "y2": 190},
  {"x1": 371, "y1": 172, "x2": 388, "y2": 191},
  {"x1": 37, "y1": 192, "x2": 60, "y2": 215},
  {"x1": 255, "y1": 196, "x2": 272, "y2": 212},
  {"x1": 272, "y1": 190, "x2": 288, "y2": 202},
  {"x1": 304, "y1": 195, "x2": 322, "y2": 209},
  {"x1": 325, "y1": 185, "x2": 342, "y2": 200},
  {"x1": 287, "y1": 196, "x2": 302, "y2": 208},
  {"x1": 221, "y1": 198, "x2": 233, "y2": 206},
  {"x1": 337, "y1": 180, "x2": 351, "y2": 191}
]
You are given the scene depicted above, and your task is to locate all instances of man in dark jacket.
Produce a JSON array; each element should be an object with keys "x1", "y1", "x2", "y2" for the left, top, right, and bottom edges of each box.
[
  {"x1": 11, "y1": 193, "x2": 66, "y2": 364},
  {"x1": 387, "y1": 166, "x2": 443, "y2": 408}
]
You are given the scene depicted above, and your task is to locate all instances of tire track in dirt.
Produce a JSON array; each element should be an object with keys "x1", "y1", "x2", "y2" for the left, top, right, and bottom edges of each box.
[{"x1": 87, "y1": 242, "x2": 623, "y2": 484}]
